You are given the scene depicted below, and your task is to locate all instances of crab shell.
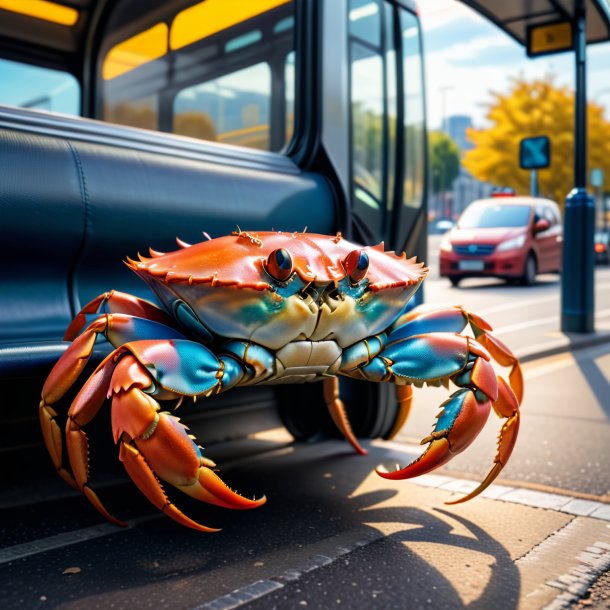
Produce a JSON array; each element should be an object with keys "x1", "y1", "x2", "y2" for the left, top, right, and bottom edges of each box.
[{"x1": 127, "y1": 231, "x2": 427, "y2": 350}]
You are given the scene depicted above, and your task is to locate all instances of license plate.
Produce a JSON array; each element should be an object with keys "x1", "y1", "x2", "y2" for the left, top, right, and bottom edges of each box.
[{"x1": 459, "y1": 260, "x2": 484, "y2": 271}]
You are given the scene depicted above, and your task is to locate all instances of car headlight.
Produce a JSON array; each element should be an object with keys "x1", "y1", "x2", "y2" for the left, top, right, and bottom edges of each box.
[
  {"x1": 497, "y1": 234, "x2": 526, "y2": 252},
  {"x1": 440, "y1": 237, "x2": 453, "y2": 253}
]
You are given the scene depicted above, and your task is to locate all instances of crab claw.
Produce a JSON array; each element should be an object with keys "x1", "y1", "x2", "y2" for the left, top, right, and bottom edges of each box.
[
  {"x1": 377, "y1": 389, "x2": 490, "y2": 480},
  {"x1": 132, "y1": 410, "x2": 266, "y2": 509},
  {"x1": 113, "y1": 387, "x2": 265, "y2": 531},
  {"x1": 446, "y1": 377, "x2": 520, "y2": 504}
]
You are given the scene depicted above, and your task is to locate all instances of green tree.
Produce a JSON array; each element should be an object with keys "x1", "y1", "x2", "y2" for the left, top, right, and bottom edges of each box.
[
  {"x1": 429, "y1": 131, "x2": 461, "y2": 194},
  {"x1": 463, "y1": 75, "x2": 610, "y2": 206}
]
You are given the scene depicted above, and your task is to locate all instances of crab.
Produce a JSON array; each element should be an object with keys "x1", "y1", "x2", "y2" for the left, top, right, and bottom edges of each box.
[{"x1": 40, "y1": 230, "x2": 522, "y2": 532}]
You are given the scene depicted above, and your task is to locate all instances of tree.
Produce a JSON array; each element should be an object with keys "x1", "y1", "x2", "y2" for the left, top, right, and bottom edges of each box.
[
  {"x1": 429, "y1": 131, "x2": 460, "y2": 194},
  {"x1": 463, "y1": 76, "x2": 610, "y2": 206}
]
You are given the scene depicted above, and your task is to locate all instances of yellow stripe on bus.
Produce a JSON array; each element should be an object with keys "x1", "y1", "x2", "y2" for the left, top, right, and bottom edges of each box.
[
  {"x1": 0, "y1": 0, "x2": 78, "y2": 26},
  {"x1": 170, "y1": 0, "x2": 290, "y2": 51},
  {"x1": 103, "y1": 23, "x2": 168, "y2": 81}
]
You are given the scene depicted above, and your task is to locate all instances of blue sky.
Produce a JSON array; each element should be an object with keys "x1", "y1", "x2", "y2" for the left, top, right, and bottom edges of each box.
[
  {"x1": 0, "y1": 58, "x2": 79, "y2": 115},
  {"x1": 420, "y1": 0, "x2": 610, "y2": 129}
]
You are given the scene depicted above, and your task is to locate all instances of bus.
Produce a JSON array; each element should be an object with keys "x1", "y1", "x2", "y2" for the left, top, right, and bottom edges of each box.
[{"x1": 0, "y1": 0, "x2": 427, "y2": 464}]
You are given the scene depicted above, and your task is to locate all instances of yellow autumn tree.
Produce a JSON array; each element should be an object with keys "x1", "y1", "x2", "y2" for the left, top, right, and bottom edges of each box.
[{"x1": 463, "y1": 76, "x2": 610, "y2": 207}]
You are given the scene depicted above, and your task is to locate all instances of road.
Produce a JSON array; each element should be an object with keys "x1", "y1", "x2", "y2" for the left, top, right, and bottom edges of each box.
[{"x1": 1, "y1": 237, "x2": 609, "y2": 610}]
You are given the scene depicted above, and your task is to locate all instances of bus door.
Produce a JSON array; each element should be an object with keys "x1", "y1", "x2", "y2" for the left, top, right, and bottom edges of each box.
[{"x1": 348, "y1": 0, "x2": 426, "y2": 260}]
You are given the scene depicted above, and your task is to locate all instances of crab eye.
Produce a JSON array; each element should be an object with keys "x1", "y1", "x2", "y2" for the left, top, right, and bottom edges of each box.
[
  {"x1": 266, "y1": 248, "x2": 293, "y2": 282},
  {"x1": 344, "y1": 249, "x2": 369, "y2": 284}
]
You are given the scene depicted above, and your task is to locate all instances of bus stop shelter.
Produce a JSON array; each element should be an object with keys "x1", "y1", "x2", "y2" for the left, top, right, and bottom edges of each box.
[{"x1": 458, "y1": 0, "x2": 610, "y2": 333}]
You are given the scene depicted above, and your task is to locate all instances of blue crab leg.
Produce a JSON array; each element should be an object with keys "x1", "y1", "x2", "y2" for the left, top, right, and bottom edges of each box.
[
  {"x1": 369, "y1": 331, "x2": 520, "y2": 501},
  {"x1": 378, "y1": 388, "x2": 491, "y2": 479},
  {"x1": 64, "y1": 290, "x2": 178, "y2": 340},
  {"x1": 389, "y1": 304, "x2": 523, "y2": 403},
  {"x1": 40, "y1": 314, "x2": 186, "y2": 490},
  {"x1": 64, "y1": 340, "x2": 264, "y2": 531}
]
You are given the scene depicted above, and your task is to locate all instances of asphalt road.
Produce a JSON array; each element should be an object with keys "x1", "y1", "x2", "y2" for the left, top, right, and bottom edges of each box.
[{"x1": 2, "y1": 236, "x2": 610, "y2": 610}]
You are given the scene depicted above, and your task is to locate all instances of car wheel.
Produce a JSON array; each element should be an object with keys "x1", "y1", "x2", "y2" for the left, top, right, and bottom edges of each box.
[
  {"x1": 278, "y1": 379, "x2": 399, "y2": 441},
  {"x1": 449, "y1": 276, "x2": 461, "y2": 287},
  {"x1": 521, "y1": 253, "x2": 537, "y2": 286}
]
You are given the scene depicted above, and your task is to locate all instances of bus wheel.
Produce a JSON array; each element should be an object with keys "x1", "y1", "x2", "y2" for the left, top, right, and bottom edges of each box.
[{"x1": 278, "y1": 380, "x2": 399, "y2": 442}]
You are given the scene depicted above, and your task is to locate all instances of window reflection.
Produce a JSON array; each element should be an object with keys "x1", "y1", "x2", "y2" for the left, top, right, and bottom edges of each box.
[
  {"x1": 402, "y1": 11, "x2": 425, "y2": 210},
  {"x1": 349, "y1": 0, "x2": 384, "y2": 237},
  {"x1": 99, "y1": 0, "x2": 295, "y2": 151},
  {"x1": 174, "y1": 63, "x2": 271, "y2": 150}
]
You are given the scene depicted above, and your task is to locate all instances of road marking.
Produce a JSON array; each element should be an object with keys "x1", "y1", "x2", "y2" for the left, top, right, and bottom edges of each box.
[
  {"x1": 188, "y1": 532, "x2": 386, "y2": 610},
  {"x1": 493, "y1": 307, "x2": 610, "y2": 335},
  {"x1": 192, "y1": 580, "x2": 284, "y2": 610},
  {"x1": 0, "y1": 514, "x2": 159, "y2": 565},
  {"x1": 476, "y1": 281, "x2": 610, "y2": 318},
  {"x1": 494, "y1": 314, "x2": 558, "y2": 335}
]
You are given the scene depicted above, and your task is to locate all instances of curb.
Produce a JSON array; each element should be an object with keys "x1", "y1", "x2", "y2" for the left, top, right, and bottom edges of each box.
[{"x1": 516, "y1": 331, "x2": 610, "y2": 363}]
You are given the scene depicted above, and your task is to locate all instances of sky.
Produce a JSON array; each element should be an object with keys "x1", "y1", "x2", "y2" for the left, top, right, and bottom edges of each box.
[{"x1": 419, "y1": 0, "x2": 610, "y2": 130}]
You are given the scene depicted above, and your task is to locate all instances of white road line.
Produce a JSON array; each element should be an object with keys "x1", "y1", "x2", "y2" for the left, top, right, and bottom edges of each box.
[
  {"x1": 493, "y1": 315, "x2": 558, "y2": 335},
  {"x1": 192, "y1": 580, "x2": 284, "y2": 610},
  {"x1": 189, "y1": 533, "x2": 385, "y2": 610},
  {"x1": 471, "y1": 281, "x2": 610, "y2": 318},
  {"x1": 492, "y1": 307, "x2": 610, "y2": 335},
  {"x1": 0, "y1": 514, "x2": 159, "y2": 565}
]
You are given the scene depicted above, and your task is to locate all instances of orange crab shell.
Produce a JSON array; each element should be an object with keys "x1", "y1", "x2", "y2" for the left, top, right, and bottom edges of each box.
[{"x1": 127, "y1": 231, "x2": 428, "y2": 291}]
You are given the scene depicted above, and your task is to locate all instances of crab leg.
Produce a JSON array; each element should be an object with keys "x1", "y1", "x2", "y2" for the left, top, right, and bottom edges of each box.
[
  {"x1": 65, "y1": 290, "x2": 176, "y2": 340},
  {"x1": 323, "y1": 377, "x2": 367, "y2": 455},
  {"x1": 65, "y1": 341, "x2": 264, "y2": 531},
  {"x1": 390, "y1": 304, "x2": 523, "y2": 403},
  {"x1": 446, "y1": 376, "x2": 520, "y2": 504},
  {"x1": 357, "y1": 331, "x2": 520, "y2": 501},
  {"x1": 40, "y1": 314, "x2": 186, "y2": 488},
  {"x1": 383, "y1": 384, "x2": 413, "y2": 441}
]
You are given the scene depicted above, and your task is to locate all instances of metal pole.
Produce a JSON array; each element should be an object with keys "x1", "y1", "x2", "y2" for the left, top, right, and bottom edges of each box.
[
  {"x1": 530, "y1": 169, "x2": 539, "y2": 197},
  {"x1": 561, "y1": 0, "x2": 595, "y2": 333}
]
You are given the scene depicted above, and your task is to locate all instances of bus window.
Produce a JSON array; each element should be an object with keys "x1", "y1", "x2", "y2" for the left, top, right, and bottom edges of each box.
[
  {"x1": 104, "y1": 94, "x2": 159, "y2": 131},
  {"x1": 285, "y1": 51, "x2": 295, "y2": 144},
  {"x1": 349, "y1": 0, "x2": 384, "y2": 239},
  {"x1": 0, "y1": 58, "x2": 79, "y2": 115},
  {"x1": 98, "y1": 0, "x2": 295, "y2": 152},
  {"x1": 401, "y1": 11, "x2": 425, "y2": 211}
]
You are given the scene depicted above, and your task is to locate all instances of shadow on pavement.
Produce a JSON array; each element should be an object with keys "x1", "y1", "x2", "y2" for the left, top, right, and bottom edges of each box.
[
  {"x1": 574, "y1": 345, "x2": 610, "y2": 420},
  {"x1": 1, "y1": 439, "x2": 521, "y2": 610}
]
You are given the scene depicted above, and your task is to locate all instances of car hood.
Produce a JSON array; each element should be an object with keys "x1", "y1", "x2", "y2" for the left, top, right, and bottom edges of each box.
[{"x1": 449, "y1": 227, "x2": 526, "y2": 245}]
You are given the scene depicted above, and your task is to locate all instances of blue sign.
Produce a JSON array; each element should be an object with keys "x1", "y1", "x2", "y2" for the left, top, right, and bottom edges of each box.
[{"x1": 520, "y1": 136, "x2": 551, "y2": 170}]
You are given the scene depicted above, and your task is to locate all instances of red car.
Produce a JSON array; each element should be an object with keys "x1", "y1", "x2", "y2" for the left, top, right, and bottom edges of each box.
[{"x1": 440, "y1": 195, "x2": 563, "y2": 286}]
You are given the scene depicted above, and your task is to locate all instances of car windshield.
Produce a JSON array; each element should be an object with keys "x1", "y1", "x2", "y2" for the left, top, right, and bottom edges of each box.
[{"x1": 458, "y1": 203, "x2": 531, "y2": 229}]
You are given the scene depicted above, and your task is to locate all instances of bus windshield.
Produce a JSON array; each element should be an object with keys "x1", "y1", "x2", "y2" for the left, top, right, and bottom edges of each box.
[{"x1": 458, "y1": 204, "x2": 531, "y2": 229}]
